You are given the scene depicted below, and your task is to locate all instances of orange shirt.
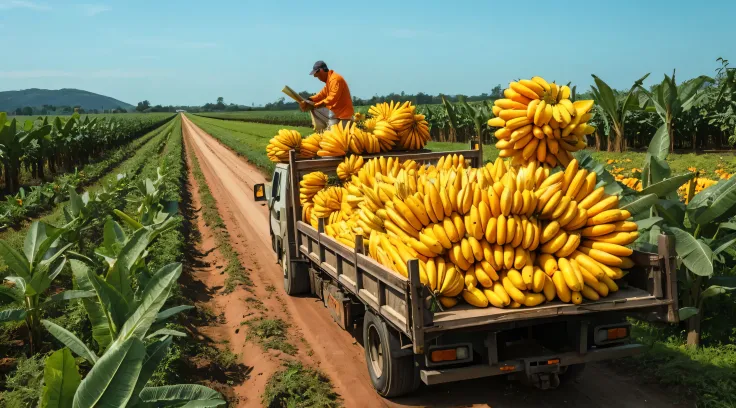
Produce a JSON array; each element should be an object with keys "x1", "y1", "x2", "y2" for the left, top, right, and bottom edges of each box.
[{"x1": 310, "y1": 70, "x2": 354, "y2": 119}]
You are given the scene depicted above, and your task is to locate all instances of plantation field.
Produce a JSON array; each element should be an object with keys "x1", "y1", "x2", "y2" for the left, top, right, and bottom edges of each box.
[{"x1": 189, "y1": 114, "x2": 735, "y2": 184}]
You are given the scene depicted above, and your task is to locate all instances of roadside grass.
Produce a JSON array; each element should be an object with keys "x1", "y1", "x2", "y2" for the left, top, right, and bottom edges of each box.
[
  {"x1": 185, "y1": 127, "x2": 251, "y2": 292},
  {"x1": 263, "y1": 361, "x2": 342, "y2": 408},
  {"x1": 614, "y1": 318, "x2": 736, "y2": 408},
  {"x1": 246, "y1": 318, "x2": 297, "y2": 355}
]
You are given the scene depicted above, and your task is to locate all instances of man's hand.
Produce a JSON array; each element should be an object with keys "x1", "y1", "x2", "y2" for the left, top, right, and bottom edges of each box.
[{"x1": 299, "y1": 100, "x2": 312, "y2": 112}]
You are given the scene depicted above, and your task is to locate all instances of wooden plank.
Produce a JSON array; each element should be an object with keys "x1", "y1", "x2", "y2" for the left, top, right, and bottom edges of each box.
[
  {"x1": 338, "y1": 274, "x2": 357, "y2": 293},
  {"x1": 320, "y1": 233, "x2": 356, "y2": 260},
  {"x1": 292, "y1": 149, "x2": 482, "y2": 172},
  {"x1": 380, "y1": 305, "x2": 408, "y2": 334},
  {"x1": 357, "y1": 254, "x2": 409, "y2": 292},
  {"x1": 297, "y1": 221, "x2": 319, "y2": 239},
  {"x1": 428, "y1": 287, "x2": 668, "y2": 333},
  {"x1": 358, "y1": 288, "x2": 379, "y2": 310},
  {"x1": 408, "y1": 260, "x2": 425, "y2": 353}
]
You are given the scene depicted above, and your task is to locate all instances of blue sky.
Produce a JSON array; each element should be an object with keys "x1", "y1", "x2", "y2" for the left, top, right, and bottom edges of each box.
[{"x1": 0, "y1": 0, "x2": 733, "y2": 107}]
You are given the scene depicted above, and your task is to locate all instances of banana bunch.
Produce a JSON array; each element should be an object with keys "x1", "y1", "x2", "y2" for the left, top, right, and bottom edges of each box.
[
  {"x1": 318, "y1": 121, "x2": 352, "y2": 157},
  {"x1": 336, "y1": 155, "x2": 364, "y2": 181},
  {"x1": 349, "y1": 125, "x2": 381, "y2": 154},
  {"x1": 300, "y1": 152, "x2": 639, "y2": 311},
  {"x1": 397, "y1": 113, "x2": 431, "y2": 150},
  {"x1": 488, "y1": 77, "x2": 596, "y2": 166},
  {"x1": 299, "y1": 171, "x2": 329, "y2": 205},
  {"x1": 300, "y1": 133, "x2": 322, "y2": 159},
  {"x1": 368, "y1": 101, "x2": 405, "y2": 121},
  {"x1": 311, "y1": 186, "x2": 347, "y2": 227},
  {"x1": 266, "y1": 129, "x2": 302, "y2": 163}
]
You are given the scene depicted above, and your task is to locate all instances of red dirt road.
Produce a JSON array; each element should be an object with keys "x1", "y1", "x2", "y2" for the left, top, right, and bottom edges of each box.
[{"x1": 181, "y1": 115, "x2": 692, "y2": 408}]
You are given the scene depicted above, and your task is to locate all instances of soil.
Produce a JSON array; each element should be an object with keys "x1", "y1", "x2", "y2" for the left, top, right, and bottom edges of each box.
[{"x1": 180, "y1": 114, "x2": 694, "y2": 408}]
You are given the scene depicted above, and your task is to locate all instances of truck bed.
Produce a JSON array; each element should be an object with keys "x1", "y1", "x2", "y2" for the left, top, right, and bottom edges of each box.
[{"x1": 297, "y1": 220, "x2": 676, "y2": 351}]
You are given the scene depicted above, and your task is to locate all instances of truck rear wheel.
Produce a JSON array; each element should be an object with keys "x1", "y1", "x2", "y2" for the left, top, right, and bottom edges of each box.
[
  {"x1": 282, "y1": 251, "x2": 310, "y2": 296},
  {"x1": 363, "y1": 310, "x2": 420, "y2": 397}
]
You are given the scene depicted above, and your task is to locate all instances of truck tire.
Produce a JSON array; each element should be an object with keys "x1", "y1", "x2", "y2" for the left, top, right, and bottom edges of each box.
[
  {"x1": 282, "y1": 251, "x2": 310, "y2": 296},
  {"x1": 363, "y1": 310, "x2": 420, "y2": 397}
]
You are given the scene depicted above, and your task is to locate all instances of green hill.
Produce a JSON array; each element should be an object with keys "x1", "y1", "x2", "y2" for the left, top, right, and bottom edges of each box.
[{"x1": 0, "y1": 88, "x2": 134, "y2": 112}]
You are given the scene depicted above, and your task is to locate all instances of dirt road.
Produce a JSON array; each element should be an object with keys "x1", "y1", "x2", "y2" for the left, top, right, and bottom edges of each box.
[{"x1": 181, "y1": 115, "x2": 692, "y2": 408}]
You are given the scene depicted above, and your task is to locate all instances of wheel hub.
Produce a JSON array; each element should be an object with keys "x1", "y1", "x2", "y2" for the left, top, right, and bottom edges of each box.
[{"x1": 368, "y1": 325, "x2": 384, "y2": 378}]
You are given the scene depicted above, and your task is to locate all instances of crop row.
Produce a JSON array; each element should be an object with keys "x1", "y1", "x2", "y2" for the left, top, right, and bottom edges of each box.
[{"x1": 0, "y1": 116, "x2": 227, "y2": 406}]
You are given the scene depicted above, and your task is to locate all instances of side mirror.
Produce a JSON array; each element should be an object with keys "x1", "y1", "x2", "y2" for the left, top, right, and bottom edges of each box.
[{"x1": 254, "y1": 183, "x2": 267, "y2": 202}]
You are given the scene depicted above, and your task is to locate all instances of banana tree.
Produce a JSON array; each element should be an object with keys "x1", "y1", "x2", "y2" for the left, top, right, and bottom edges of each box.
[
  {"x1": 623, "y1": 117, "x2": 736, "y2": 347},
  {"x1": 457, "y1": 97, "x2": 492, "y2": 145},
  {"x1": 40, "y1": 260, "x2": 224, "y2": 407},
  {"x1": 0, "y1": 222, "x2": 88, "y2": 354},
  {"x1": 638, "y1": 71, "x2": 713, "y2": 152},
  {"x1": 0, "y1": 116, "x2": 52, "y2": 193},
  {"x1": 589, "y1": 73, "x2": 649, "y2": 152}
]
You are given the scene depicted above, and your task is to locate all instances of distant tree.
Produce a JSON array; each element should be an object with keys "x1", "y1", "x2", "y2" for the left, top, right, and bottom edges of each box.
[
  {"x1": 113, "y1": 105, "x2": 127, "y2": 113},
  {"x1": 490, "y1": 85, "x2": 503, "y2": 99},
  {"x1": 21, "y1": 106, "x2": 33, "y2": 115},
  {"x1": 136, "y1": 100, "x2": 151, "y2": 112},
  {"x1": 14, "y1": 107, "x2": 22, "y2": 115},
  {"x1": 215, "y1": 97, "x2": 226, "y2": 110},
  {"x1": 217, "y1": 97, "x2": 224, "y2": 105}
]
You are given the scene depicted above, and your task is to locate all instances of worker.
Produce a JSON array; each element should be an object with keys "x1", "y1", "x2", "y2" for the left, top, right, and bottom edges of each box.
[{"x1": 299, "y1": 61, "x2": 355, "y2": 129}]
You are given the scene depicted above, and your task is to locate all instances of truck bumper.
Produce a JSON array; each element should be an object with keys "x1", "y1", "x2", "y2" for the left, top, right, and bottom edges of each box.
[{"x1": 420, "y1": 343, "x2": 645, "y2": 385}]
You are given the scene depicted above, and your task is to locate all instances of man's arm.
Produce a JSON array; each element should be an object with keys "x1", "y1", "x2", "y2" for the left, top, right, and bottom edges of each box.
[
  {"x1": 310, "y1": 83, "x2": 329, "y2": 103},
  {"x1": 314, "y1": 79, "x2": 341, "y2": 108}
]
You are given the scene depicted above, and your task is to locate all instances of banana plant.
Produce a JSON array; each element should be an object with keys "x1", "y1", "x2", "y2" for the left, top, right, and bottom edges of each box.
[
  {"x1": 116, "y1": 167, "x2": 178, "y2": 228},
  {"x1": 69, "y1": 218, "x2": 178, "y2": 351},
  {"x1": 0, "y1": 115, "x2": 52, "y2": 193},
  {"x1": 638, "y1": 71, "x2": 713, "y2": 153},
  {"x1": 619, "y1": 115, "x2": 736, "y2": 347},
  {"x1": 40, "y1": 260, "x2": 224, "y2": 407},
  {"x1": 590, "y1": 73, "x2": 650, "y2": 152},
  {"x1": 0, "y1": 222, "x2": 90, "y2": 354},
  {"x1": 457, "y1": 97, "x2": 492, "y2": 144}
]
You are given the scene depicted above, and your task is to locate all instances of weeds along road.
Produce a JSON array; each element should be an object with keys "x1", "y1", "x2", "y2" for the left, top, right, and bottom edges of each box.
[{"x1": 180, "y1": 115, "x2": 691, "y2": 408}]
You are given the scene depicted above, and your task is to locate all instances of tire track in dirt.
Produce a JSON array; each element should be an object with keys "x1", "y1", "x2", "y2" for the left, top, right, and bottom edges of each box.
[
  {"x1": 181, "y1": 114, "x2": 691, "y2": 408},
  {"x1": 183, "y1": 115, "x2": 384, "y2": 408}
]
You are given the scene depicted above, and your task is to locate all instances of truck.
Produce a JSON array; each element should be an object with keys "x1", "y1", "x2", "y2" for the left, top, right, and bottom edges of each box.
[{"x1": 253, "y1": 144, "x2": 680, "y2": 397}]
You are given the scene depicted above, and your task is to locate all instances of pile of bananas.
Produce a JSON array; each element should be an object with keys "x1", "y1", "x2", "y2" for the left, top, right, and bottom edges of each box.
[
  {"x1": 266, "y1": 129, "x2": 303, "y2": 163},
  {"x1": 487, "y1": 77, "x2": 596, "y2": 167},
  {"x1": 299, "y1": 154, "x2": 639, "y2": 310},
  {"x1": 268, "y1": 100, "x2": 430, "y2": 162},
  {"x1": 336, "y1": 155, "x2": 365, "y2": 181}
]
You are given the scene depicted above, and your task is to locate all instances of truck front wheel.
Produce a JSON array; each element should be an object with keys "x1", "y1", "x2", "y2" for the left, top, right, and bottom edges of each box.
[
  {"x1": 282, "y1": 251, "x2": 310, "y2": 296},
  {"x1": 363, "y1": 311, "x2": 420, "y2": 397}
]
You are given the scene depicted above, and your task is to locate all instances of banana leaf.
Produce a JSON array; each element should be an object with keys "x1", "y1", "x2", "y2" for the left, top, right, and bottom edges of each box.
[
  {"x1": 138, "y1": 384, "x2": 225, "y2": 407},
  {"x1": 639, "y1": 173, "x2": 695, "y2": 198},
  {"x1": 42, "y1": 348, "x2": 81, "y2": 408},
  {"x1": 687, "y1": 177, "x2": 736, "y2": 226},
  {"x1": 72, "y1": 260, "x2": 112, "y2": 350},
  {"x1": 112, "y1": 263, "x2": 182, "y2": 346},
  {"x1": 42, "y1": 320, "x2": 98, "y2": 364},
  {"x1": 666, "y1": 226, "x2": 713, "y2": 277},
  {"x1": 72, "y1": 337, "x2": 146, "y2": 408}
]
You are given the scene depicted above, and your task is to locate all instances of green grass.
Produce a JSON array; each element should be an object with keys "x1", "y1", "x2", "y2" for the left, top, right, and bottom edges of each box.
[
  {"x1": 614, "y1": 319, "x2": 736, "y2": 407},
  {"x1": 263, "y1": 361, "x2": 341, "y2": 408},
  {"x1": 246, "y1": 318, "x2": 297, "y2": 355},
  {"x1": 591, "y1": 150, "x2": 736, "y2": 180}
]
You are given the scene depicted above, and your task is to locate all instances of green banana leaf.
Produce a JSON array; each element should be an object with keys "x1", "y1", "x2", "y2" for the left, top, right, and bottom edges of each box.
[
  {"x1": 620, "y1": 193, "x2": 658, "y2": 215},
  {"x1": 656, "y1": 199, "x2": 686, "y2": 226},
  {"x1": 125, "y1": 337, "x2": 174, "y2": 408},
  {"x1": 667, "y1": 226, "x2": 713, "y2": 277},
  {"x1": 112, "y1": 263, "x2": 182, "y2": 346},
  {"x1": 155, "y1": 305, "x2": 194, "y2": 322},
  {"x1": 42, "y1": 320, "x2": 98, "y2": 364},
  {"x1": 72, "y1": 337, "x2": 146, "y2": 408},
  {"x1": 0, "y1": 308, "x2": 26, "y2": 322},
  {"x1": 43, "y1": 290, "x2": 96, "y2": 305},
  {"x1": 639, "y1": 173, "x2": 695, "y2": 198},
  {"x1": 138, "y1": 384, "x2": 225, "y2": 407},
  {"x1": 41, "y1": 348, "x2": 81, "y2": 408},
  {"x1": 106, "y1": 227, "x2": 154, "y2": 301},
  {"x1": 0, "y1": 240, "x2": 31, "y2": 279},
  {"x1": 687, "y1": 177, "x2": 736, "y2": 226},
  {"x1": 711, "y1": 233, "x2": 736, "y2": 256},
  {"x1": 71, "y1": 260, "x2": 112, "y2": 351},
  {"x1": 701, "y1": 285, "x2": 736, "y2": 301},
  {"x1": 88, "y1": 266, "x2": 130, "y2": 334},
  {"x1": 678, "y1": 307, "x2": 699, "y2": 321}
]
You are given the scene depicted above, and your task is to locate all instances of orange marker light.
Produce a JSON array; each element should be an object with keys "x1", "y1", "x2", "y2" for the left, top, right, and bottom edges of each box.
[
  {"x1": 500, "y1": 365, "x2": 515, "y2": 372},
  {"x1": 431, "y1": 349, "x2": 457, "y2": 362}
]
